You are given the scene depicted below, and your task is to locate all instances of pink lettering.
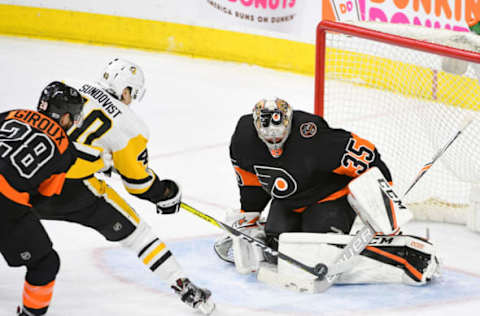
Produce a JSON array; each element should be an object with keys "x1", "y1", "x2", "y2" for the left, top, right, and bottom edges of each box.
[
  {"x1": 229, "y1": 0, "x2": 295, "y2": 9},
  {"x1": 413, "y1": 16, "x2": 423, "y2": 25},
  {"x1": 241, "y1": 0, "x2": 254, "y2": 5},
  {"x1": 453, "y1": 26, "x2": 469, "y2": 31},
  {"x1": 256, "y1": 0, "x2": 267, "y2": 8},
  {"x1": 368, "y1": 8, "x2": 388, "y2": 22},
  {"x1": 391, "y1": 12, "x2": 410, "y2": 23},
  {"x1": 269, "y1": 0, "x2": 280, "y2": 9}
]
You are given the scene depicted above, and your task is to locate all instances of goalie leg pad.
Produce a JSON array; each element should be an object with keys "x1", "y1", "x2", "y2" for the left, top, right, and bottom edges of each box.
[
  {"x1": 232, "y1": 228, "x2": 266, "y2": 274},
  {"x1": 347, "y1": 167, "x2": 412, "y2": 235},
  {"x1": 257, "y1": 232, "x2": 439, "y2": 292}
]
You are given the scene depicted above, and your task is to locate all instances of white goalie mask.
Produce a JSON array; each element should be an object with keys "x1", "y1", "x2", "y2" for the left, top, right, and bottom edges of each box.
[
  {"x1": 253, "y1": 98, "x2": 293, "y2": 158},
  {"x1": 98, "y1": 58, "x2": 146, "y2": 102}
]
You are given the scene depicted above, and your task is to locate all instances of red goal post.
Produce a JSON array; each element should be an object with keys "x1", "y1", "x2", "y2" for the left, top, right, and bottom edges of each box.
[{"x1": 314, "y1": 20, "x2": 480, "y2": 225}]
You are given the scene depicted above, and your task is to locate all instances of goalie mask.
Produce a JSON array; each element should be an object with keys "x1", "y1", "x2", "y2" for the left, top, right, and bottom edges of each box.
[
  {"x1": 98, "y1": 58, "x2": 146, "y2": 102},
  {"x1": 253, "y1": 98, "x2": 293, "y2": 158}
]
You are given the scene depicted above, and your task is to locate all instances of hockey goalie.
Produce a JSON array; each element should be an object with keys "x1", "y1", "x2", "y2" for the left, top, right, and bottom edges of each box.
[{"x1": 214, "y1": 98, "x2": 440, "y2": 292}]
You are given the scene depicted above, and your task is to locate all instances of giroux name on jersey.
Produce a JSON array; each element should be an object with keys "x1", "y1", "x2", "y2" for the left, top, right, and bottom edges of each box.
[
  {"x1": 6, "y1": 110, "x2": 68, "y2": 153},
  {"x1": 80, "y1": 84, "x2": 123, "y2": 118}
]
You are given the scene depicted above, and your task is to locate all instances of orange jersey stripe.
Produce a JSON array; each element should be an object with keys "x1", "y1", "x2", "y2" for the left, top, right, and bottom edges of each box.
[
  {"x1": 292, "y1": 206, "x2": 307, "y2": 213},
  {"x1": 234, "y1": 166, "x2": 261, "y2": 186},
  {"x1": 23, "y1": 280, "x2": 55, "y2": 310},
  {"x1": 38, "y1": 173, "x2": 66, "y2": 197},
  {"x1": 0, "y1": 174, "x2": 31, "y2": 206},
  {"x1": 290, "y1": 186, "x2": 350, "y2": 213},
  {"x1": 318, "y1": 186, "x2": 350, "y2": 203},
  {"x1": 6, "y1": 110, "x2": 69, "y2": 154},
  {"x1": 365, "y1": 246, "x2": 423, "y2": 281}
]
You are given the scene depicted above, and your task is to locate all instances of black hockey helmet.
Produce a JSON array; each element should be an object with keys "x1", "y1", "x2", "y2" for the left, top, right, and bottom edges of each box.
[{"x1": 37, "y1": 81, "x2": 86, "y2": 123}]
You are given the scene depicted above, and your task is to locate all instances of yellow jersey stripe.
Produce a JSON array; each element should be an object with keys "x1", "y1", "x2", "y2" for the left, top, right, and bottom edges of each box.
[
  {"x1": 85, "y1": 177, "x2": 140, "y2": 224},
  {"x1": 143, "y1": 242, "x2": 166, "y2": 265}
]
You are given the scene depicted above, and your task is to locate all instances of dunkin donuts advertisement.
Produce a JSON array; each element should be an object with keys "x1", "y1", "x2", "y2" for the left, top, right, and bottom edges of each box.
[
  {"x1": 323, "y1": 0, "x2": 478, "y2": 32},
  {"x1": 201, "y1": 0, "x2": 306, "y2": 33}
]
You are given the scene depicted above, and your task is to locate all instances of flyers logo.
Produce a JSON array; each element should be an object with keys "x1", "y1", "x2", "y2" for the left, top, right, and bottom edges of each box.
[{"x1": 254, "y1": 165, "x2": 297, "y2": 198}]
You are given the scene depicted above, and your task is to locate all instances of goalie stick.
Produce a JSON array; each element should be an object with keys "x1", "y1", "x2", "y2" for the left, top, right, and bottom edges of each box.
[
  {"x1": 317, "y1": 116, "x2": 475, "y2": 290},
  {"x1": 180, "y1": 202, "x2": 329, "y2": 279},
  {"x1": 403, "y1": 116, "x2": 474, "y2": 197}
]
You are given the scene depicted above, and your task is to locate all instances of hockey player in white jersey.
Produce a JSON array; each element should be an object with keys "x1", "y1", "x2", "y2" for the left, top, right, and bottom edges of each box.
[{"x1": 32, "y1": 58, "x2": 215, "y2": 315}]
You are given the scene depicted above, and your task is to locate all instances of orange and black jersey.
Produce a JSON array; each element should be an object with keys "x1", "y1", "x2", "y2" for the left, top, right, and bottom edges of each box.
[
  {"x1": 230, "y1": 110, "x2": 392, "y2": 212},
  {"x1": 0, "y1": 109, "x2": 77, "y2": 206}
]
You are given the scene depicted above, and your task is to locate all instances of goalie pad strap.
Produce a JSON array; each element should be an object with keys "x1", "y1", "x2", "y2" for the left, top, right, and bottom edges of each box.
[{"x1": 363, "y1": 246, "x2": 423, "y2": 281}]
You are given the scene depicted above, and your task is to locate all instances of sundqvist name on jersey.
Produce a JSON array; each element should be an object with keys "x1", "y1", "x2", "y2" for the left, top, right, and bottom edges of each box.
[{"x1": 79, "y1": 84, "x2": 123, "y2": 118}]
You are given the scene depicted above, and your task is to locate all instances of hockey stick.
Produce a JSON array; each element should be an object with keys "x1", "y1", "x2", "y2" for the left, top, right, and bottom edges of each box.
[
  {"x1": 315, "y1": 170, "x2": 402, "y2": 291},
  {"x1": 319, "y1": 117, "x2": 474, "y2": 289},
  {"x1": 403, "y1": 116, "x2": 474, "y2": 197},
  {"x1": 180, "y1": 202, "x2": 328, "y2": 279}
]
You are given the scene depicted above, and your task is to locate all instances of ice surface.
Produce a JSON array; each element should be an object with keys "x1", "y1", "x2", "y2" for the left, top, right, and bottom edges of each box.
[{"x1": 1, "y1": 36, "x2": 480, "y2": 316}]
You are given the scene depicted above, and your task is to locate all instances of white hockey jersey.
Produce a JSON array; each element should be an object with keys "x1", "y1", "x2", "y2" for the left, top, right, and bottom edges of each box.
[{"x1": 69, "y1": 82, "x2": 160, "y2": 201}]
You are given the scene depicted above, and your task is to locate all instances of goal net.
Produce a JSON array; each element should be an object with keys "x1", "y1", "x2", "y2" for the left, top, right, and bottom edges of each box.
[{"x1": 315, "y1": 21, "x2": 480, "y2": 225}]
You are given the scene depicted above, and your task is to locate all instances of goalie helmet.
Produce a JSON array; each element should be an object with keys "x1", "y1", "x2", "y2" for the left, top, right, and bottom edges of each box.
[
  {"x1": 252, "y1": 98, "x2": 293, "y2": 158},
  {"x1": 37, "y1": 81, "x2": 85, "y2": 125},
  {"x1": 98, "y1": 58, "x2": 146, "y2": 102}
]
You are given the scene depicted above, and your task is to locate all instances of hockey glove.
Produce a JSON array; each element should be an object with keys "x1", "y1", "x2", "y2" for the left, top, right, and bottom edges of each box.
[
  {"x1": 156, "y1": 179, "x2": 181, "y2": 214},
  {"x1": 214, "y1": 210, "x2": 265, "y2": 264},
  {"x1": 171, "y1": 278, "x2": 215, "y2": 315}
]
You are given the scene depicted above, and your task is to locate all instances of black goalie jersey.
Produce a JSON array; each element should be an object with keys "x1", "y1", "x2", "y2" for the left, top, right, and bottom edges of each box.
[{"x1": 230, "y1": 110, "x2": 392, "y2": 212}]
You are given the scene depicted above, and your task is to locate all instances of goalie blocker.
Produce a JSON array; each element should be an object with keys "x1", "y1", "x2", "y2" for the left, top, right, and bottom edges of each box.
[{"x1": 257, "y1": 167, "x2": 440, "y2": 292}]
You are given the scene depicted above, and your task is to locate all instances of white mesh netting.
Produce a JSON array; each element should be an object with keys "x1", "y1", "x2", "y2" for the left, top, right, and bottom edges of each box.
[{"x1": 318, "y1": 22, "x2": 480, "y2": 224}]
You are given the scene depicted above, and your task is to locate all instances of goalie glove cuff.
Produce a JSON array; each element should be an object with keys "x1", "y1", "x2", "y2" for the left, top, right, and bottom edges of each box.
[
  {"x1": 156, "y1": 179, "x2": 181, "y2": 214},
  {"x1": 231, "y1": 211, "x2": 263, "y2": 230}
]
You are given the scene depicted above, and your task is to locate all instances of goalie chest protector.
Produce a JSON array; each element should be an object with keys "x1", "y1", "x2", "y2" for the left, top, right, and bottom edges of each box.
[{"x1": 230, "y1": 110, "x2": 392, "y2": 209}]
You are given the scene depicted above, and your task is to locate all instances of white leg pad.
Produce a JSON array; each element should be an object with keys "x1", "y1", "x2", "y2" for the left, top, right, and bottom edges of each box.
[
  {"x1": 232, "y1": 229, "x2": 266, "y2": 274},
  {"x1": 257, "y1": 232, "x2": 437, "y2": 292}
]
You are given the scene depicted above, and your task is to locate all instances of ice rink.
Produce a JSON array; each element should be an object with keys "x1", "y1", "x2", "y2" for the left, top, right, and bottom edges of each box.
[{"x1": 1, "y1": 35, "x2": 480, "y2": 316}]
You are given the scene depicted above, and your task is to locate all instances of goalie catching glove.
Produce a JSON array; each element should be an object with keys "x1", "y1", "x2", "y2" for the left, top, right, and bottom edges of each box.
[
  {"x1": 214, "y1": 210, "x2": 266, "y2": 273},
  {"x1": 156, "y1": 179, "x2": 182, "y2": 214}
]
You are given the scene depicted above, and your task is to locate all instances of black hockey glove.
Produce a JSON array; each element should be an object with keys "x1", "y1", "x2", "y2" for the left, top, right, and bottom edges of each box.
[{"x1": 156, "y1": 179, "x2": 181, "y2": 214}]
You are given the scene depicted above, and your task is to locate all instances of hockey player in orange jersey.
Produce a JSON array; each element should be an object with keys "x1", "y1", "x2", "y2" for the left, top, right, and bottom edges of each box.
[{"x1": 0, "y1": 82, "x2": 112, "y2": 316}]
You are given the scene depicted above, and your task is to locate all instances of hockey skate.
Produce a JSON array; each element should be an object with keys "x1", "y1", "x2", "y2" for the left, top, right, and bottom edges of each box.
[
  {"x1": 16, "y1": 306, "x2": 36, "y2": 316},
  {"x1": 171, "y1": 278, "x2": 215, "y2": 315}
]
